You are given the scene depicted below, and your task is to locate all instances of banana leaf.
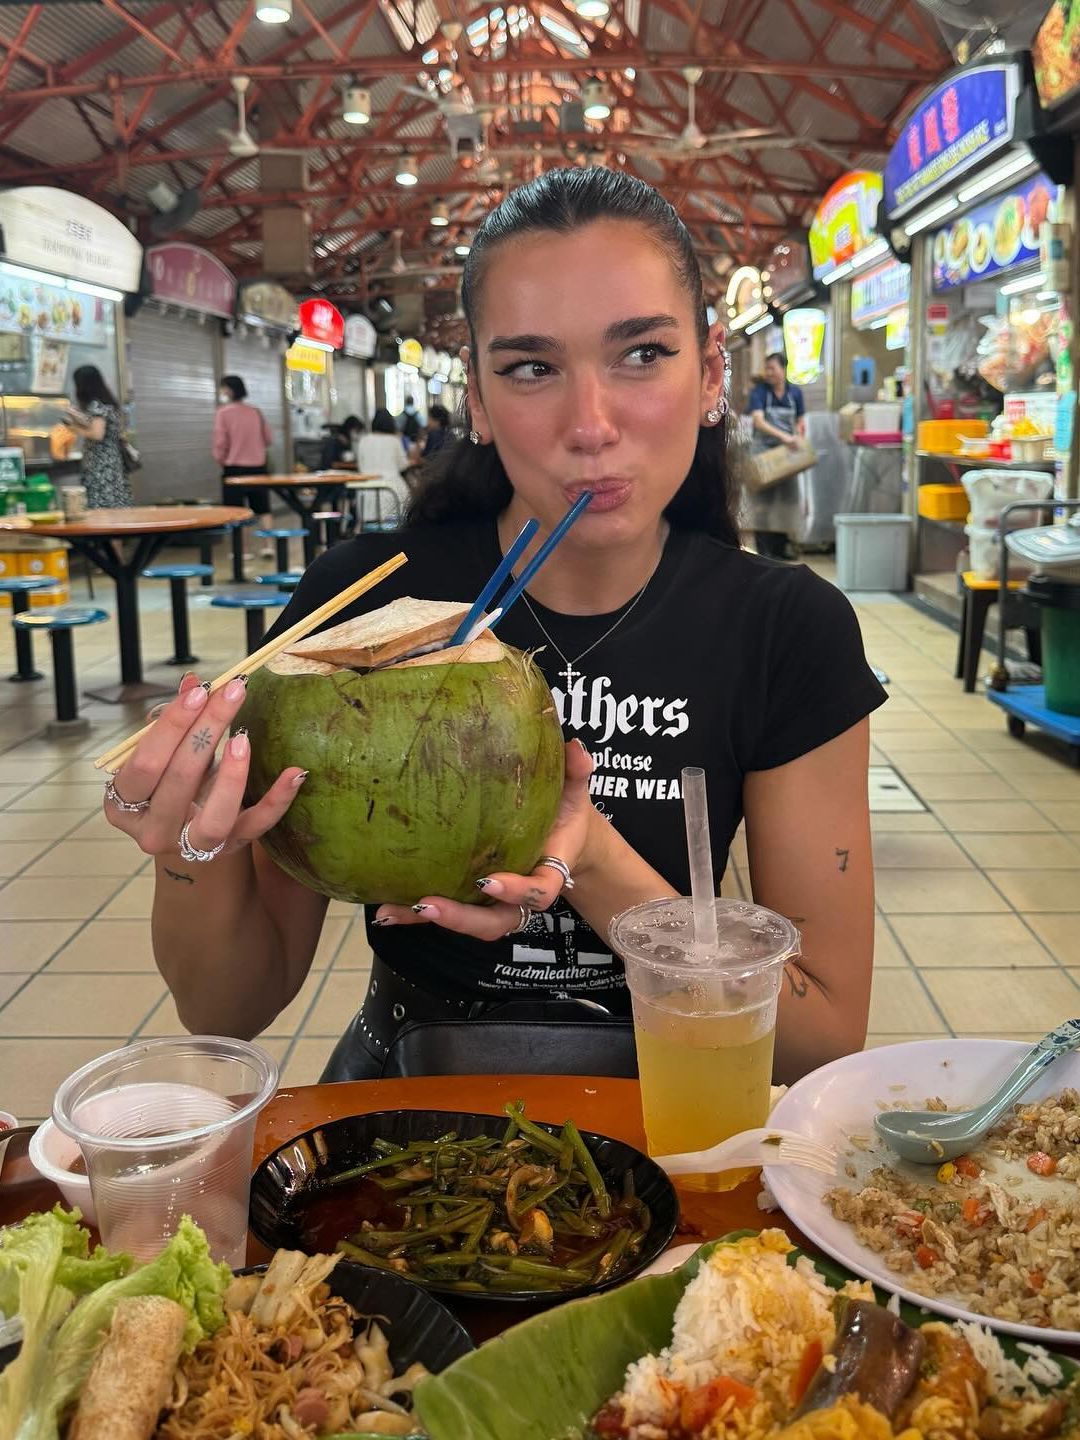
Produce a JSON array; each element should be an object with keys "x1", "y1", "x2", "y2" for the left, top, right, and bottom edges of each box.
[{"x1": 414, "y1": 1231, "x2": 1077, "y2": 1440}]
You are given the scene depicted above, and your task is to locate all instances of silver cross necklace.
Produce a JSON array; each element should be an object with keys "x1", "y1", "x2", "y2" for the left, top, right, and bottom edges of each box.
[{"x1": 518, "y1": 558, "x2": 660, "y2": 690}]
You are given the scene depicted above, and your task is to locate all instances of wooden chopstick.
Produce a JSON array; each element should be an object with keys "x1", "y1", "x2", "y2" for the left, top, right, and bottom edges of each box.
[{"x1": 92, "y1": 551, "x2": 407, "y2": 773}]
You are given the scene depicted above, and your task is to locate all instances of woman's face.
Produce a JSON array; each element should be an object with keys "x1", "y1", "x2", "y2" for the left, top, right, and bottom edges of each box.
[{"x1": 468, "y1": 219, "x2": 724, "y2": 546}]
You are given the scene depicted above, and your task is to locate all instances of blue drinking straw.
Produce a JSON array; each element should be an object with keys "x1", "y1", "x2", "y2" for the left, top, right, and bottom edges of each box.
[
  {"x1": 447, "y1": 518, "x2": 539, "y2": 647},
  {"x1": 491, "y1": 491, "x2": 594, "y2": 627}
]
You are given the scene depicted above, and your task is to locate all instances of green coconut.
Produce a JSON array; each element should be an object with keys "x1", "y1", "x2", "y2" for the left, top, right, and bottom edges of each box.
[{"x1": 239, "y1": 637, "x2": 565, "y2": 905}]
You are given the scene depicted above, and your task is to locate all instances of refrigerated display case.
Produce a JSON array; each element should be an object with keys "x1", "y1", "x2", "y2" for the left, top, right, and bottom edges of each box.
[{"x1": 0, "y1": 394, "x2": 82, "y2": 468}]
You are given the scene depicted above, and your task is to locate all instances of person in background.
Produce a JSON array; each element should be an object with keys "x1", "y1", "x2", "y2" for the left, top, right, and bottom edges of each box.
[
  {"x1": 213, "y1": 375, "x2": 274, "y2": 543},
  {"x1": 746, "y1": 352, "x2": 806, "y2": 561},
  {"x1": 341, "y1": 415, "x2": 365, "y2": 456},
  {"x1": 354, "y1": 407, "x2": 410, "y2": 526},
  {"x1": 399, "y1": 395, "x2": 423, "y2": 444},
  {"x1": 410, "y1": 403, "x2": 452, "y2": 463},
  {"x1": 64, "y1": 366, "x2": 131, "y2": 509}
]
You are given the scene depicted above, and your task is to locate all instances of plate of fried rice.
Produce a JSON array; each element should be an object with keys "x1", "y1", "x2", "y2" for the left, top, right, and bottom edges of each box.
[
  {"x1": 414, "y1": 1229, "x2": 1080, "y2": 1439},
  {"x1": 764, "y1": 1039, "x2": 1080, "y2": 1345}
]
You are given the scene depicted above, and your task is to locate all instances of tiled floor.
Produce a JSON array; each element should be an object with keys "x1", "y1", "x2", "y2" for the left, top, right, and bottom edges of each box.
[{"x1": 1, "y1": 543, "x2": 1079, "y2": 1120}]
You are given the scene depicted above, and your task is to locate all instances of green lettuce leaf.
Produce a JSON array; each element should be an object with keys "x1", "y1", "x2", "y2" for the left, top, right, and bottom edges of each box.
[{"x1": 0, "y1": 1211, "x2": 231, "y2": 1440}]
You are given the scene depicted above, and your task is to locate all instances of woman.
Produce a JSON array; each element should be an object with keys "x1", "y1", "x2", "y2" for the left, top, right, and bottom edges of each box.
[
  {"x1": 746, "y1": 352, "x2": 807, "y2": 560},
  {"x1": 410, "y1": 403, "x2": 452, "y2": 463},
  {"x1": 354, "y1": 407, "x2": 410, "y2": 525},
  {"x1": 213, "y1": 375, "x2": 273, "y2": 538},
  {"x1": 65, "y1": 366, "x2": 130, "y2": 509},
  {"x1": 105, "y1": 168, "x2": 883, "y2": 1086}
]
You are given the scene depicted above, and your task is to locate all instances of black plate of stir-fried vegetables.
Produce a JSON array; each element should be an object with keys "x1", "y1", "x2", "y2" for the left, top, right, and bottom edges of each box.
[{"x1": 249, "y1": 1103, "x2": 678, "y2": 1302}]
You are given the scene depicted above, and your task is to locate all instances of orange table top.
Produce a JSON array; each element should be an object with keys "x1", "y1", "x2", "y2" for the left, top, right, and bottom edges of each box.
[
  {"x1": 0, "y1": 505, "x2": 252, "y2": 537},
  {"x1": 0, "y1": 1074, "x2": 803, "y2": 1343},
  {"x1": 225, "y1": 472, "x2": 366, "y2": 487}
]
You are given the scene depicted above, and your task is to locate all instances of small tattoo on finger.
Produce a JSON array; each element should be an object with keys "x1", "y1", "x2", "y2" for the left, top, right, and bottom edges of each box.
[{"x1": 192, "y1": 728, "x2": 213, "y2": 754}]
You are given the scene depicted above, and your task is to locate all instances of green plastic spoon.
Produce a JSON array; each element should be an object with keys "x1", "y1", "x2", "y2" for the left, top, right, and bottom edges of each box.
[{"x1": 873, "y1": 1020, "x2": 1080, "y2": 1164}]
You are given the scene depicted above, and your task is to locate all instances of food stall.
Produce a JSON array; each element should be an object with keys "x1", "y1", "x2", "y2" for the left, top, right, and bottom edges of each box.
[
  {"x1": 287, "y1": 299, "x2": 344, "y2": 468},
  {"x1": 761, "y1": 239, "x2": 827, "y2": 411},
  {"x1": 884, "y1": 54, "x2": 1075, "y2": 600},
  {"x1": 0, "y1": 188, "x2": 141, "y2": 477},
  {"x1": 846, "y1": 257, "x2": 912, "y2": 513},
  {"x1": 335, "y1": 313, "x2": 377, "y2": 424},
  {"x1": 227, "y1": 281, "x2": 295, "y2": 473},
  {"x1": 127, "y1": 242, "x2": 237, "y2": 501}
]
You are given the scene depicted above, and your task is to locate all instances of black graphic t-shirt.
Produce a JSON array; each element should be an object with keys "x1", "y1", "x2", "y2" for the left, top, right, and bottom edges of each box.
[{"x1": 264, "y1": 522, "x2": 886, "y2": 1010}]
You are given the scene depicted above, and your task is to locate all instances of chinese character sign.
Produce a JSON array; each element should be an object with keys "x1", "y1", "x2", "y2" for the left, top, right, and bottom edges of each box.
[
  {"x1": 884, "y1": 63, "x2": 1021, "y2": 220},
  {"x1": 809, "y1": 171, "x2": 883, "y2": 281}
]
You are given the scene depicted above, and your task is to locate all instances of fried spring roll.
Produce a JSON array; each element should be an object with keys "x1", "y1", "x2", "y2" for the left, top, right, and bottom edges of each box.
[{"x1": 68, "y1": 1295, "x2": 187, "y2": 1440}]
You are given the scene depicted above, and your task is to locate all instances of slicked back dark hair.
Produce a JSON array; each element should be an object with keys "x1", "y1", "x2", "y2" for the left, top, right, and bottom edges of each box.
[{"x1": 408, "y1": 167, "x2": 738, "y2": 545}]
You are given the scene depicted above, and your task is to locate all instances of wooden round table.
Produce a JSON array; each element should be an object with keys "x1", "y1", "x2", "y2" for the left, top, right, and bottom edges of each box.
[
  {"x1": 0, "y1": 1073, "x2": 804, "y2": 1344},
  {"x1": 0, "y1": 506, "x2": 252, "y2": 704},
  {"x1": 226, "y1": 473, "x2": 377, "y2": 568}
]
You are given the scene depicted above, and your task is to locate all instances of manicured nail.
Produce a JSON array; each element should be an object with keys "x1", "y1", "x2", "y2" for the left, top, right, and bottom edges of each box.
[
  {"x1": 573, "y1": 738, "x2": 590, "y2": 755},
  {"x1": 179, "y1": 671, "x2": 195, "y2": 690},
  {"x1": 184, "y1": 685, "x2": 209, "y2": 710},
  {"x1": 200, "y1": 680, "x2": 213, "y2": 692},
  {"x1": 372, "y1": 915, "x2": 395, "y2": 927},
  {"x1": 291, "y1": 770, "x2": 309, "y2": 788},
  {"x1": 412, "y1": 903, "x2": 434, "y2": 915},
  {"x1": 229, "y1": 731, "x2": 250, "y2": 760},
  {"x1": 224, "y1": 677, "x2": 247, "y2": 702},
  {"x1": 476, "y1": 876, "x2": 503, "y2": 896}
]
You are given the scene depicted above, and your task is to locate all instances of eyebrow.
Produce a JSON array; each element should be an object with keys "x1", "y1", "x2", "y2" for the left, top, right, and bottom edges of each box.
[{"x1": 486, "y1": 313, "x2": 681, "y2": 355}]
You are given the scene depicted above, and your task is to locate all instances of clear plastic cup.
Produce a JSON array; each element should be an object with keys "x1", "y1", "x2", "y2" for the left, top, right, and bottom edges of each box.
[
  {"x1": 52, "y1": 1036, "x2": 278, "y2": 1264},
  {"x1": 611, "y1": 897, "x2": 799, "y2": 1191}
]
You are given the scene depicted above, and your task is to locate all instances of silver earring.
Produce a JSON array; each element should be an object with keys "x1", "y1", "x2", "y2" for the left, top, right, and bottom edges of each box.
[
  {"x1": 705, "y1": 396, "x2": 728, "y2": 425},
  {"x1": 469, "y1": 429, "x2": 481, "y2": 445}
]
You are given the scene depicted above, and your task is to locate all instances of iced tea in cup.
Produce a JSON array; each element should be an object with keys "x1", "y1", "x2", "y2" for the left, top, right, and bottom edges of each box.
[
  {"x1": 611, "y1": 897, "x2": 799, "y2": 1191},
  {"x1": 52, "y1": 1036, "x2": 278, "y2": 1264}
]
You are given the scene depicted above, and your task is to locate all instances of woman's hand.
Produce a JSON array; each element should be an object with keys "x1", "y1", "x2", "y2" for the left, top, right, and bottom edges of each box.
[
  {"x1": 373, "y1": 739, "x2": 596, "y2": 941},
  {"x1": 103, "y1": 671, "x2": 307, "y2": 860}
]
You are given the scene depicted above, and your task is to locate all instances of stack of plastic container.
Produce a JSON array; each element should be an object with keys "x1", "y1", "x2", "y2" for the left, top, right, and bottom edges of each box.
[{"x1": 960, "y1": 470, "x2": 1054, "y2": 581}]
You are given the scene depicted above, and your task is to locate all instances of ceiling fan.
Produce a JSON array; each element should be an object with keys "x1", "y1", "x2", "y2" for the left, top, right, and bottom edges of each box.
[
  {"x1": 365, "y1": 230, "x2": 463, "y2": 282},
  {"x1": 399, "y1": 22, "x2": 498, "y2": 119},
  {"x1": 626, "y1": 66, "x2": 786, "y2": 157},
  {"x1": 218, "y1": 76, "x2": 308, "y2": 158}
]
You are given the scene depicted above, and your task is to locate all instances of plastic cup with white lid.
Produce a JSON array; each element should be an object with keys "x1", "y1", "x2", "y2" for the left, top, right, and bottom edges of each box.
[{"x1": 52, "y1": 1036, "x2": 278, "y2": 1264}]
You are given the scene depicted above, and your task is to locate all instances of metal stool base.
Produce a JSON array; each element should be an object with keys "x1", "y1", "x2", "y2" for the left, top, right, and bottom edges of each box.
[
  {"x1": 7, "y1": 669, "x2": 44, "y2": 683},
  {"x1": 45, "y1": 715, "x2": 91, "y2": 740}
]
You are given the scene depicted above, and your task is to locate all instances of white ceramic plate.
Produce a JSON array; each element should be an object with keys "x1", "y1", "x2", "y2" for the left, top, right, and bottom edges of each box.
[{"x1": 764, "y1": 1038, "x2": 1080, "y2": 1346}]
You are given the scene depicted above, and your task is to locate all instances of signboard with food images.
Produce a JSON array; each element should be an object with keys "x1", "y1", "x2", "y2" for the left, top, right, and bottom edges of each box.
[
  {"x1": 808, "y1": 172, "x2": 883, "y2": 282},
  {"x1": 850, "y1": 259, "x2": 911, "y2": 327},
  {"x1": 884, "y1": 64, "x2": 1021, "y2": 220},
  {"x1": 1034, "y1": 0, "x2": 1080, "y2": 110},
  {"x1": 931, "y1": 172, "x2": 1059, "y2": 292},
  {"x1": 0, "y1": 273, "x2": 108, "y2": 345},
  {"x1": 0, "y1": 187, "x2": 143, "y2": 293},
  {"x1": 146, "y1": 242, "x2": 236, "y2": 318}
]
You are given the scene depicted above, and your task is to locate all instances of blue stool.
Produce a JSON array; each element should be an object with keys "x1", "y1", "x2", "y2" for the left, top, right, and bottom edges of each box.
[
  {"x1": 256, "y1": 572, "x2": 302, "y2": 592},
  {"x1": 211, "y1": 591, "x2": 290, "y2": 652},
  {"x1": 255, "y1": 527, "x2": 308, "y2": 573},
  {"x1": 142, "y1": 564, "x2": 214, "y2": 667},
  {"x1": 230, "y1": 514, "x2": 259, "y2": 583},
  {"x1": 0, "y1": 576, "x2": 61, "y2": 682},
  {"x1": 13, "y1": 605, "x2": 109, "y2": 737}
]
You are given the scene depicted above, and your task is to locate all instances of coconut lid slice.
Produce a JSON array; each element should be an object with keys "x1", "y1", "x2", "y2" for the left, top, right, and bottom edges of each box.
[{"x1": 288, "y1": 596, "x2": 471, "y2": 669}]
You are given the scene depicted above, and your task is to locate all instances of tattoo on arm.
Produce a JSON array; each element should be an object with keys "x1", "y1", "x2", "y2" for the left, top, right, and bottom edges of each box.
[
  {"x1": 191, "y1": 727, "x2": 213, "y2": 754},
  {"x1": 784, "y1": 957, "x2": 830, "y2": 1001},
  {"x1": 835, "y1": 847, "x2": 850, "y2": 873},
  {"x1": 163, "y1": 867, "x2": 195, "y2": 885}
]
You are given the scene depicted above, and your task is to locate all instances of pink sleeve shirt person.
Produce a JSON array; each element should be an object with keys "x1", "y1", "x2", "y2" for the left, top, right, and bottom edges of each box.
[{"x1": 213, "y1": 402, "x2": 273, "y2": 469}]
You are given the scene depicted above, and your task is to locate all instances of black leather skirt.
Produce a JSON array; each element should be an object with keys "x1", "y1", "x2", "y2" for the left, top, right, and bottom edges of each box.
[{"x1": 319, "y1": 955, "x2": 634, "y2": 1081}]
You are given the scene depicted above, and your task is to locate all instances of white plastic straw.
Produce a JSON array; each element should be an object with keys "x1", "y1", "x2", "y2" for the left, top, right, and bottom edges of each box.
[{"x1": 682, "y1": 766, "x2": 718, "y2": 950}]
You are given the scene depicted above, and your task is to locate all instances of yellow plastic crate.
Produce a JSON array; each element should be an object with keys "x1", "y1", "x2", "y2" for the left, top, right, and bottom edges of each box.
[
  {"x1": 917, "y1": 418, "x2": 988, "y2": 453},
  {"x1": 29, "y1": 582, "x2": 69, "y2": 607},
  {"x1": 0, "y1": 551, "x2": 19, "y2": 581},
  {"x1": 918, "y1": 484, "x2": 970, "y2": 521},
  {"x1": 19, "y1": 548, "x2": 68, "y2": 583}
]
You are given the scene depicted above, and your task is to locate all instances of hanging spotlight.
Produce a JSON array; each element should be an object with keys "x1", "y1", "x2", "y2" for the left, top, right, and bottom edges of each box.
[
  {"x1": 430, "y1": 202, "x2": 450, "y2": 227},
  {"x1": 581, "y1": 77, "x2": 612, "y2": 121},
  {"x1": 395, "y1": 154, "x2": 419, "y2": 186},
  {"x1": 342, "y1": 86, "x2": 371, "y2": 125},
  {"x1": 575, "y1": 0, "x2": 610, "y2": 17},
  {"x1": 255, "y1": 0, "x2": 291, "y2": 22}
]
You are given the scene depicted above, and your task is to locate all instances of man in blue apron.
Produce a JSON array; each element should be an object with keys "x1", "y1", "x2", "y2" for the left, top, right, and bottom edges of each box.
[{"x1": 746, "y1": 352, "x2": 806, "y2": 560}]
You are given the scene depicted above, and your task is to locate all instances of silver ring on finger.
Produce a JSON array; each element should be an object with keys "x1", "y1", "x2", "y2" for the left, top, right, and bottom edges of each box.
[
  {"x1": 104, "y1": 778, "x2": 151, "y2": 814},
  {"x1": 537, "y1": 854, "x2": 574, "y2": 891},
  {"x1": 178, "y1": 818, "x2": 226, "y2": 864},
  {"x1": 506, "y1": 904, "x2": 532, "y2": 936}
]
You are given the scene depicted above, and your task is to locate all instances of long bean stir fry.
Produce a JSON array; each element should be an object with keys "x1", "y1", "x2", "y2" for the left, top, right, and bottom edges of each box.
[{"x1": 300, "y1": 1103, "x2": 652, "y2": 1293}]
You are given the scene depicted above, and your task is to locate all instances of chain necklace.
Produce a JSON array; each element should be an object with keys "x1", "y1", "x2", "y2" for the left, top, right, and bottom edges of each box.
[{"x1": 519, "y1": 557, "x2": 660, "y2": 691}]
